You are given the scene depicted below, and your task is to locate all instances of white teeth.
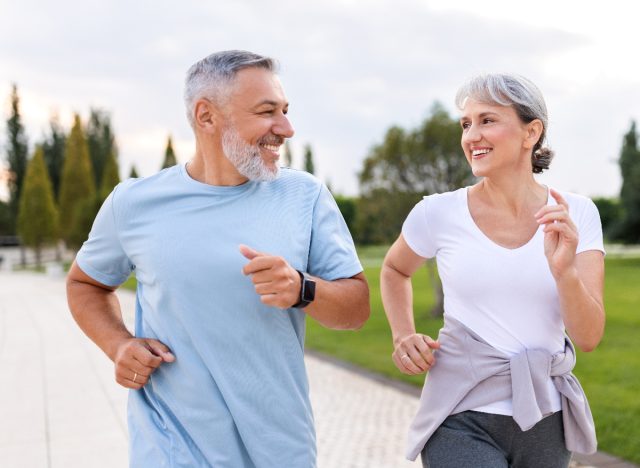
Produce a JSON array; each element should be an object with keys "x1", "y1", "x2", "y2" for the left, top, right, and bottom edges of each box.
[
  {"x1": 262, "y1": 144, "x2": 280, "y2": 152},
  {"x1": 472, "y1": 149, "x2": 491, "y2": 156}
]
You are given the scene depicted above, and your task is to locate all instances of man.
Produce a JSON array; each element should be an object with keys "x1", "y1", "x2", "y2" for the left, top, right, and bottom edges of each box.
[{"x1": 66, "y1": 50, "x2": 369, "y2": 467}]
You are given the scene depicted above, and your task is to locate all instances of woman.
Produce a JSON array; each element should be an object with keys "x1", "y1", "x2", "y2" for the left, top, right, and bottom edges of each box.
[{"x1": 380, "y1": 74, "x2": 605, "y2": 468}]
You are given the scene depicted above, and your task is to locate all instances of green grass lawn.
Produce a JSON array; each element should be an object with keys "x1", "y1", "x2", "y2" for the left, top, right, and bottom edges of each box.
[{"x1": 306, "y1": 249, "x2": 640, "y2": 464}]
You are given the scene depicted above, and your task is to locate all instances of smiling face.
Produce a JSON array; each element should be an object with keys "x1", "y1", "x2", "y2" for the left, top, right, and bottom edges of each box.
[
  {"x1": 219, "y1": 67, "x2": 294, "y2": 180},
  {"x1": 459, "y1": 98, "x2": 540, "y2": 178}
]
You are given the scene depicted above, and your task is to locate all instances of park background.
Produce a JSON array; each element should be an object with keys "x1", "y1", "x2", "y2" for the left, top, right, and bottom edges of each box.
[{"x1": 1, "y1": 0, "x2": 639, "y2": 464}]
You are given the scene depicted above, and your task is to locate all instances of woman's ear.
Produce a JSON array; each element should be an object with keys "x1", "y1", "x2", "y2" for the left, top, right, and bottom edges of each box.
[{"x1": 524, "y1": 119, "x2": 544, "y2": 150}]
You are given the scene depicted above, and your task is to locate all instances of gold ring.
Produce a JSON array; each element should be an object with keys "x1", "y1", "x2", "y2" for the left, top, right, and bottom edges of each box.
[
  {"x1": 400, "y1": 354, "x2": 409, "y2": 360},
  {"x1": 133, "y1": 372, "x2": 138, "y2": 383}
]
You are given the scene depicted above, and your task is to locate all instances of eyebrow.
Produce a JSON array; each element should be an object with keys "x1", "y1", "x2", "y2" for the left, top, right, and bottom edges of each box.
[
  {"x1": 253, "y1": 100, "x2": 288, "y2": 109},
  {"x1": 460, "y1": 111, "x2": 499, "y2": 121}
]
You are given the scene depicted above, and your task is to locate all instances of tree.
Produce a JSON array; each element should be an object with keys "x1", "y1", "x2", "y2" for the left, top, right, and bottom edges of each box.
[
  {"x1": 17, "y1": 146, "x2": 59, "y2": 267},
  {"x1": 99, "y1": 150, "x2": 120, "y2": 201},
  {"x1": 86, "y1": 108, "x2": 117, "y2": 188},
  {"x1": 0, "y1": 200, "x2": 12, "y2": 235},
  {"x1": 303, "y1": 144, "x2": 315, "y2": 174},
  {"x1": 161, "y1": 135, "x2": 177, "y2": 169},
  {"x1": 617, "y1": 121, "x2": 640, "y2": 243},
  {"x1": 58, "y1": 114, "x2": 96, "y2": 250},
  {"x1": 42, "y1": 114, "x2": 66, "y2": 200},
  {"x1": 283, "y1": 141, "x2": 293, "y2": 167},
  {"x1": 592, "y1": 197, "x2": 622, "y2": 241},
  {"x1": 129, "y1": 165, "x2": 140, "y2": 178},
  {"x1": 357, "y1": 103, "x2": 475, "y2": 316},
  {"x1": 5, "y1": 84, "x2": 29, "y2": 233},
  {"x1": 334, "y1": 195, "x2": 357, "y2": 233}
]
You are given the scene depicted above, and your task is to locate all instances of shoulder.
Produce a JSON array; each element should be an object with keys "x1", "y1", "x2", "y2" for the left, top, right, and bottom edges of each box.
[
  {"x1": 113, "y1": 165, "x2": 181, "y2": 199},
  {"x1": 554, "y1": 189, "x2": 601, "y2": 225},
  {"x1": 419, "y1": 187, "x2": 467, "y2": 215},
  {"x1": 266, "y1": 168, "x2": 325, "y2": 200}
]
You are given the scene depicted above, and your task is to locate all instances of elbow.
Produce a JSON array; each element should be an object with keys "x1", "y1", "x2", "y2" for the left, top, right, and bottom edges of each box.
[{"x1": 347, "y1": 302, "x2": 370, "y2": 330}]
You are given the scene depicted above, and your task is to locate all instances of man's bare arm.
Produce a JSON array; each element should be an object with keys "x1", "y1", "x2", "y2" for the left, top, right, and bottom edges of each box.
[{"x1": 66, "y1": 261, "x2": 175, "y2": 389}]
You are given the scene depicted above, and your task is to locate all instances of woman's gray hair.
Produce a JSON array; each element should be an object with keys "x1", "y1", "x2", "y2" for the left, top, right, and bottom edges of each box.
[
  {"x1": 455, "y1": 73, "x2": 554, "y2": 173},
  {"x1": 184, "y1": 50, "x2": 277, "y2": 129}
]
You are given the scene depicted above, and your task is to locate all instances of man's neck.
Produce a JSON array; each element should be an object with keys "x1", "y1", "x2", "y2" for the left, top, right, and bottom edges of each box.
[{"x1": 187, "y1": 143, "x2": 249, "y2": 187}]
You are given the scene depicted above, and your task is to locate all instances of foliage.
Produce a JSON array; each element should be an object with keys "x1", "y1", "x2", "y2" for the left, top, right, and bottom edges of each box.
[
  {"x1": 86, "y1": 109, "x2": 117, "y2": 188},
  {"x1": 616, "y1": 121, "x2": 640, "y2": 243},
  {"x1": 161, "y1": 135, "x2": 177, "y2": 169},
  {"x1": 99, "y1": 150, "x2": 120, "y2": 201},
  {"x1": 17, "y1": 147, "x2": 59, "y2": 266},
  {"x1": 334, "y1": 195, "x2": 357, "y2": 233},
  {"x1": 5, "y1": 84, "x2": 29, "y2": 232},
  {"x1": 58, "y1": 114, "x2": 96, "y2": 250},
  {"x1": 592, "y1": 197, "x2": 622, "y2": 241},
  {"x1": 129, "y1": 165, "x2": 140, "y2": 178},
  {"x1": 41, "y1": 115, "x2": 66, "y2": 200},
  {"x1": 356, "y1": 103, "x2": 474, "y2": 245},
  {"x1": 306, "y1": 252, "x2": 640, "y2": 464},
  {"x1": 303, "y1": 144, "x2": 315, "y2": 174},
  {"x1": 283, "y1": 141, "x2": 293, "y2": 167}
]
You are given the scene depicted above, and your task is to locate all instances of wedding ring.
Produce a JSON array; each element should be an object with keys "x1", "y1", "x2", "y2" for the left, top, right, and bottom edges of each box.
[
  {"x1": 400, "y1": 354, "x2": 409, "y2": 360},
  {"x1": 133, "y1": 372, "x2": 138, "y2": 383}
]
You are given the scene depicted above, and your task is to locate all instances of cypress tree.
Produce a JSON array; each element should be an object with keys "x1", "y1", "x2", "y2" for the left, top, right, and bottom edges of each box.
[
  {"x1": 42, "y1": 115, "x2": 66, "y2": 200},
  {"x1": 86, "y1": 109, "x2": 116, "y2": 188},
  {"x1": 99, "y1": 150, "x2": 120, "y2": 201},
  {"x1": 6, "y1": 84, "x2": 29, "y2": 232},
  {"x1": 129, "y1": 165, "x2": 139, "y2": 178},
  {"x1": 161, "y1": 135, "x2": 177, "y2": 169},
  {"x1": 618, "y1": 121, "x2": 640, "y2": 243},
  {"x1": 303, "y1": 144, "x2": 315, "y2": 175},
  {"x1": 58, "y1": 114, "x2": 96, "y2": 250},
  {"x1": 283, "y1": 141, "x2": 293, "y2": 167},
  {"x1": 17, "y1": 146, "x2": 59, "y2": 267}
]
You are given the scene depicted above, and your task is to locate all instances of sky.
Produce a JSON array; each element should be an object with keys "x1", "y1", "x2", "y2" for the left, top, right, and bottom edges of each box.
[{"x1": 0, "y1": 0, "x2": 637, "y2": 200}]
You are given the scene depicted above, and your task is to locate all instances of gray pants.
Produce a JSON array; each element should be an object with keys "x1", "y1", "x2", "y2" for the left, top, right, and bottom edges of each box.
[{"x1": 421, "y1": 410, "x2": 571, "y2": 468}]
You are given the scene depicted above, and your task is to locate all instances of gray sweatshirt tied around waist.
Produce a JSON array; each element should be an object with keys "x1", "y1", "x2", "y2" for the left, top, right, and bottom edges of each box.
[{"x1": 406, "y1": 316, "x2": 597, "y2": 461}]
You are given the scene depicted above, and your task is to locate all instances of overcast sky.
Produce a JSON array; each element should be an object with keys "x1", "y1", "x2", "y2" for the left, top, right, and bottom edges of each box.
[{"x1": 1, "y1": 0, "x2": 637, "y2": 200}]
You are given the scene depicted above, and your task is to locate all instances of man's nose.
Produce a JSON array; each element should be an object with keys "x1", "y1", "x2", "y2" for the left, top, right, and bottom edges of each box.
[{"x1": 274, "y1": 114, "x2": 295, "y2": 139}]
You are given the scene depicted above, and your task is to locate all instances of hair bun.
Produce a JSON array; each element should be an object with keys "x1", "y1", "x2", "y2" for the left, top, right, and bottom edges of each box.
[{"x1": 532, "y1": 147, "x2": 554, "y2": 174}]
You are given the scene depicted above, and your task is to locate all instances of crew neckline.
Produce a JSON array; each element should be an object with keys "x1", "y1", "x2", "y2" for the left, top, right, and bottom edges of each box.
[{"x1": 179, "y1": 162, "x2": 256, "y2": 194}]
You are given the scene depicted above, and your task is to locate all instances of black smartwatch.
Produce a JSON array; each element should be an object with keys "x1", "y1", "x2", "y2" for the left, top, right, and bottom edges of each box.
[{"x1": 292, "y1": 270, "x2": 316, "y2": 308}]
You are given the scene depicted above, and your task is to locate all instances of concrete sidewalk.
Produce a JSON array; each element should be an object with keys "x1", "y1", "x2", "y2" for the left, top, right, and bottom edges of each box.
[{"x1": 0, "y1": 270, "x2": 635, "y2": 467}]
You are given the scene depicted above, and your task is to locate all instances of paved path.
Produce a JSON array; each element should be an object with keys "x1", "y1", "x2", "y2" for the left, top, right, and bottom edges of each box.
[{"x1": 0, "y1": 271, "x2": 635, "y2": 467}]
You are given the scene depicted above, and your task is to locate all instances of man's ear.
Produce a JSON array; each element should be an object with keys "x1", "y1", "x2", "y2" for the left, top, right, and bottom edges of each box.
[
  {"x1": 194, "y1": 99, "x2": 220, "y2": 133},
  {"x1": 523, "y1": 119, "x2": 543, "y2": 150}
]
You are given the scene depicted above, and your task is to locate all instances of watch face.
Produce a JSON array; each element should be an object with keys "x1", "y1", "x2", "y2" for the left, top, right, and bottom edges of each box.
[{"x1": 302, "y1": 277, "x2": 316, "y2": 302}]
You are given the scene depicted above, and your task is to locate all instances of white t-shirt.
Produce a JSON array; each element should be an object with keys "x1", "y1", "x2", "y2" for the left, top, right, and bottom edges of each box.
[{"x1": 402, "y1": 187, "x2": 604, "y2": 415}]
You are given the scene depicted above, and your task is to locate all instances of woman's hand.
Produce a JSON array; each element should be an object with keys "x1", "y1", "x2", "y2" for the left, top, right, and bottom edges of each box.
[
  {"x1": 536, "y1": 188, "x2": 579, "y2": 281},
  {"x1": 392, "y1": 333, "x2": 440, "y2": 375}
]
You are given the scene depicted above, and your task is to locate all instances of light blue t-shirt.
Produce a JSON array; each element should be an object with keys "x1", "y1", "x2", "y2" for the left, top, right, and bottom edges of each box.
[{"x1": 76, "y1": 163, "x2": 362, "y2": 468}]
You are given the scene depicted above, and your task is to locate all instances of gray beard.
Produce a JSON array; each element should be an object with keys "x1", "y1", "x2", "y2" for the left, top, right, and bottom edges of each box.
[{"x1": 221, "y1": 126, "x2": 279, "y2": 182}]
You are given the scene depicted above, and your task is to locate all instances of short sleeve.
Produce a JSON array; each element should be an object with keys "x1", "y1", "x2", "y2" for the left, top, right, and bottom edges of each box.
[
  {"x1": 307, "y1": 185, "x2": 362, "y2": 280},
  {"x1": 402, "y1": 198, "x2": 436, "y2": 258},
  {"x1": 75, "y1": 185, "x2": 134, "y2": 286},
  {"x1": 576, "y1": 198, "x2": 606, "y2": 255}
]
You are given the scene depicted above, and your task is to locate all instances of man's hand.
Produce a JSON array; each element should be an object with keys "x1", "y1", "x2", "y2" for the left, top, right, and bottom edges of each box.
[
  {"x1": 240, "y1": 245, "x2": 301, "y2": 309},
  {"x1": 113, "y1": 338, "x2": 175, "y2": 389}
]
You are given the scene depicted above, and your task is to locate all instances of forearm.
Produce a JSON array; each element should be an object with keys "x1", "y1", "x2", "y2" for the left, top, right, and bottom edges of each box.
[
  {"x1": 304, "y1": 273, "x2": 369, "y2": 330},
  {"x1": 66, "y1": 279, "x2": 132, "y2": 361},
  {"x1": 380, "y1": 263, "x2": 417, "y2": 345},
  {"x1": 556, "y1": 268, "x2": 605, "y2": 352}
]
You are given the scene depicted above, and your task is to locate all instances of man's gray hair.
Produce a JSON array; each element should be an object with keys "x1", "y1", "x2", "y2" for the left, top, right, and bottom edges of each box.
[
  {"x1": 455, "y1": 73, "x2": 554, "y2": 173},
  {"x1": 184, "y1": 50, "x2": 277, "y2": 128}
]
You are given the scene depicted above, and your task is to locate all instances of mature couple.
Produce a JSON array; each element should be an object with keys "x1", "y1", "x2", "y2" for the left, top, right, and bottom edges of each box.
[{"x1": 67, "y1": 50, "x2": 605, "y2": 468}]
